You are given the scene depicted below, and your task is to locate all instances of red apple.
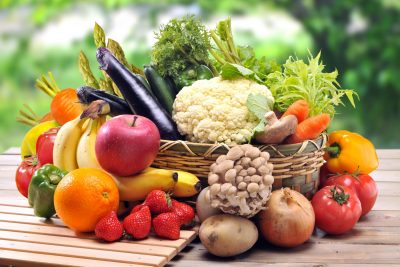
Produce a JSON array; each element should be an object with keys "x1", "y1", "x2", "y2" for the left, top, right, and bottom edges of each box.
[
  {"x1": 95, "y1": 115, "x2": 160, "y2": 176},
  {"x1": 36, "y1": 127, "x2": 59, "y2": 165}
]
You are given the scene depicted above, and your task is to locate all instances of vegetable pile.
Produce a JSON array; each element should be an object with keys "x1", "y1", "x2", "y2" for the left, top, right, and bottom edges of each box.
[{"x1": 14, "y1": 14, "x2": 381, "y2": 261}]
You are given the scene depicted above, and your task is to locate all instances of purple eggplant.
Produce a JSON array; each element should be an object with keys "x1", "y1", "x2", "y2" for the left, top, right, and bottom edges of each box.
[{"x1": 96, "y1": 47, "x2": 181, "y2": 140}]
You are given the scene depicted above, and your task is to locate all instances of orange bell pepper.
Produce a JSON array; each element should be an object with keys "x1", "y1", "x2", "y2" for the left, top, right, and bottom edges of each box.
[{"x1": 324, "y1": 130, "x2": 379, "y2": 174}]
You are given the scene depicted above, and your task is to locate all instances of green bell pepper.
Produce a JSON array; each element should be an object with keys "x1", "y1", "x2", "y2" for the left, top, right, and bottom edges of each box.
[
  {"x1": 28, "y1": 164, "x2": 66, "y2": 218},
  {"x1": 175, "y1": 65, "x2": 214, "y2": 89}
]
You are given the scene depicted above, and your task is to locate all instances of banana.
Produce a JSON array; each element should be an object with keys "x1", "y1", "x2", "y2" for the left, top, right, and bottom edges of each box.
[
  {"x1": 76, "y1": 116, "x2": 106, "y2": 169},
  {"x1": 173, "y1": 170, "x2": 202, "y2": 197},
  {"x1": 53, "y1": 116, "x2": 87, "y2": 172},
  {"x1": 111, "y1": 168, "x2": 178, "y2": 201}
]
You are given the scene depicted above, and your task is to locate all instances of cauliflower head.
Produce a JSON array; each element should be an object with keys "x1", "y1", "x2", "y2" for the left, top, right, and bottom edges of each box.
[{"x1": 172, "y1": 77, "x2": 274, "y2": 145}]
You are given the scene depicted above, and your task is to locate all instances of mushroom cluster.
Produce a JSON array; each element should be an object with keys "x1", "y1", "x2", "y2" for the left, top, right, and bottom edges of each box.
[{"x1": 206, "y1": 144, "x2": 274, "y2": 218}]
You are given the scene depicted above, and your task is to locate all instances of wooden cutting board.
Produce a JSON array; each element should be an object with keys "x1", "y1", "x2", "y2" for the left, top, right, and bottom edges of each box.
[{"x1": 0, "y1": 151, "x2": 197, "y2": 267}]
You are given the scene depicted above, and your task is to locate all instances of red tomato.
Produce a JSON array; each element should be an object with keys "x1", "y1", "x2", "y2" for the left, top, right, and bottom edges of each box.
[
  {"x1": 311, "y1": 185, "x2": 362, "y2": 235},
  {"x1": 15, "y1": 157, "x2": 41, "y2": 198},
  {"x1": 325, "y1": 173, "x2": 378, "y2": 217},
  {"x1": 36, "y1": 127, "x2": 59, "y2": 165}
]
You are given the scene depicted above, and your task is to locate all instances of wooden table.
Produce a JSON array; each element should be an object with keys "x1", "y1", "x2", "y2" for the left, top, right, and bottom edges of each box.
[{"x1": 1, "y1": 148, "x2": 399, "y2": 266}]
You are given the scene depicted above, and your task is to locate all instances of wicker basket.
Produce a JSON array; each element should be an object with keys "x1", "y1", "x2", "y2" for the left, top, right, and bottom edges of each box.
[{"x1": 152, "y1": 134, "x2": 327, "y2": 199}]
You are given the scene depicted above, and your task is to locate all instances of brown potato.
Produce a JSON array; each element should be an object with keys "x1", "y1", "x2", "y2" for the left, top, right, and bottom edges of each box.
[{"x1": 199, "y1": 214, "x2": 258, "y2": 257}]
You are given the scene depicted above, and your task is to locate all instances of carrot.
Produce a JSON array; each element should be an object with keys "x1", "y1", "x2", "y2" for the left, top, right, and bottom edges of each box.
[
  {"x1": 39, "y1": 112, "x2": 54, "y2": 123},
  {"x1": 50, "y1": 88, "x2": 83, "y2": 125},
  {"x1": 286, "y1": 113, "x2": 330, "y2": 144},
  {"x1": 282, "y1": 100, "x2": 310, "y2": 123}
]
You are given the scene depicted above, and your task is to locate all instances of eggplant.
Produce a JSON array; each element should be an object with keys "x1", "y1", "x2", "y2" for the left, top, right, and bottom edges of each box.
[
  {"x1": 77, "y1": 86, "x2": 132, "y2": 116},
  {"x1": 96, "y1": 47, "x2": 181, "y2": 140}
]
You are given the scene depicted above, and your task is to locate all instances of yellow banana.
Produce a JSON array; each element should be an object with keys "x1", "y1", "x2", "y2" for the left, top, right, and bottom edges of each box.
[
  {"x1": 20, "y1": 120, "x2": 59, "y2": 159},
  {"x1": 173, "y1": 170, "x2": 202, "y2": 197},
  {"x1": 111, "y1": 167, "x2": 178, "y2": 201},
  {"x1": 53, "y1": 116, "x2": 86, "y2": 172},
  {"x1": 76, "y1": 116, "x2": 105, "y2": 169}
]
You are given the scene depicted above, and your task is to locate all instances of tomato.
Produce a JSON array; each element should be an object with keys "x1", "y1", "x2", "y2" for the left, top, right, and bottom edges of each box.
[
  {"x1": 311, "y1": 185, "x2": 362, "y2": 235},
  {"x1": 36, "y1": 127, "x2": 59, "y2": 165},
  {"x1": 15, "y1": 157, "x2": 41, "y2": 198},
  {"x1": 325, "y1": 173, "x2": 378, "y2": 217}
]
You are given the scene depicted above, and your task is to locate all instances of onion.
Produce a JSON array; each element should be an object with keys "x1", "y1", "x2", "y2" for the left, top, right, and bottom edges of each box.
[{"x1": 257, "y1": 188, "x2": 315, "y2": 248}]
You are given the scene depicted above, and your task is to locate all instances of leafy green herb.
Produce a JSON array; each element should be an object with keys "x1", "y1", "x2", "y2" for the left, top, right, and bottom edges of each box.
[
  {"x1": 266, "y1": 52, "x2": 358, "y2": 117},
  {"x1": 246, "y1": 94, "x2": 273, "y2": 135},
  {"x1": 210, "y1": 18, "x2": 280, "y2": 82},
  {"x1": 151, "y1": 15, "x2": 216, "y2": 82},
  {"x1": 220, "y1": 63, "x2": 262, "y2": 83}
]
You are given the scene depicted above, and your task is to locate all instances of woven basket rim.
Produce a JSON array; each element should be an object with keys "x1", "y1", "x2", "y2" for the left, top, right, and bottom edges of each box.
[{"x1": 159, "y1": 133, "x2": 328, "y2": 158}]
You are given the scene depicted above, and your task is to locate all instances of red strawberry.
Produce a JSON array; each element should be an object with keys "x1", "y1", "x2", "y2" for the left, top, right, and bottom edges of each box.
[
  {"x1": 131, "y1": 203, "x2": 147, "y2": 214},
  {"x1": 144, "y1": 190, "x2": 172, "y2": 215},
  {"x1": 171, "y1": 200, "x2": 195, "y2": 225},
  {"x1": 152, "y1": 212, "x2": 181, "y2": 240},
  {"x1": 123, "y1": 205, "x2": 151, "y2": 239},
  {"x1": 95, "y1": 211, "x2": 123, "y2": 242}
]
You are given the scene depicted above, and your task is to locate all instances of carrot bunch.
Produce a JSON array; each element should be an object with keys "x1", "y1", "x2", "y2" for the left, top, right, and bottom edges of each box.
[
  {"x1": 36, "y1": 72, "x2": 83, "y2": 125},
  {"x1": 282, "y1": 100, "x2": 330, "y2": 144}
]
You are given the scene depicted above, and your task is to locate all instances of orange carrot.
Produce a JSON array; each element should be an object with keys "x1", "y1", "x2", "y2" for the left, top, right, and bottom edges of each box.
[
  {"x1": 282, "y1": 100, "x2": 310, "y2": 123},
  {"x1": 50, "y1": 88, "x2": 83, "y2": 125},
  {"x1": 39, "y1": 112, "x2": 54, "y2": 123},
  {"x1": 286, "y1": 113, "x2": 330, "y2": 144}
]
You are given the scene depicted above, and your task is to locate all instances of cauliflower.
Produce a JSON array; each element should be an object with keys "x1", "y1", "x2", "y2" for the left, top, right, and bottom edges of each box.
[{"x1": 172, "y1": 77, "x2": 274, "y2": 145}]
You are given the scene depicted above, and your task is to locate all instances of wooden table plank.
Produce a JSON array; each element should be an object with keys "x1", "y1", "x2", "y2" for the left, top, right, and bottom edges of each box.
[
  {"x1": 0, "y1": 230, "x2": 177, "y2": 260},
  {"x1": 0, "y1": 250, "x2": 147, "y2": 267}
]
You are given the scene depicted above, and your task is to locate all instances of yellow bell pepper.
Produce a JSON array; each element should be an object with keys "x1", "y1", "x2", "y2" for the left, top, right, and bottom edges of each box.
[
  {"x1": 20, "y1": 120, "x2": 59, "y2": 159},
  {"x1": 324, "y1": 130, "x2": 379, "y2": 174}
]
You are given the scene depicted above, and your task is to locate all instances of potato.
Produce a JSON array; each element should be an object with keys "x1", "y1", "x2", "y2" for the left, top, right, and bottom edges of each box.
[
  {"x1": 199, "y1": 214, "x2": 258, "y2": 257},
  {"x1": 196, "y1": 187, "x2": 221, "y2": 222}
]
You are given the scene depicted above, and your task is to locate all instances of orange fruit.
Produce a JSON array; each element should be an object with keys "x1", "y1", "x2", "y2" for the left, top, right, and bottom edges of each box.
[{"x1": 54, "y1": 168, "x2": 119, "y2": 232}]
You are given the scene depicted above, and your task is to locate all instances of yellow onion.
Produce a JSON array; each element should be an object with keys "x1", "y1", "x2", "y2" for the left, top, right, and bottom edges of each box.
[{"x1": 258, "y1": 188, "x2": 315, "y2": 248}]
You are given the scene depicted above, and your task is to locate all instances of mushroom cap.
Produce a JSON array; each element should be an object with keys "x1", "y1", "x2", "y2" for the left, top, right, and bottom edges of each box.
[{"x1": 255, "y1": 113, "x2": 298, "y2": 144}]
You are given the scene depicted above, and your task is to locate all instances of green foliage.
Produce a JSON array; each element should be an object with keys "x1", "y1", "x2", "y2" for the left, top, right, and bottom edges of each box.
[
  {"x1": 151, "y1": 15, "x2": 213, "y2": 80},
  {"x1": 266, "y1": 52, "x2": 357, "y2": 117}
]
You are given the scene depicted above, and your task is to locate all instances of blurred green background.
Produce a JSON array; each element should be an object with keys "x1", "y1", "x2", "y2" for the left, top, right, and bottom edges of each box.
[{"x1": 1, "y1": 0, "x2": 399, "y2": 152}]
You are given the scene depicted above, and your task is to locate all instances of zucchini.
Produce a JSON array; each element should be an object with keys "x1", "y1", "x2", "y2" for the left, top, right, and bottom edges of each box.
[{"x1": 144, "y1": 66, "x2": 175, "y2": 114}]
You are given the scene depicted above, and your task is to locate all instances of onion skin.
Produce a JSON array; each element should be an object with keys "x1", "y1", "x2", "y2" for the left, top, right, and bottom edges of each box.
[{"x1": 257, "y1": 188, "x2": 315, "y2": 248}]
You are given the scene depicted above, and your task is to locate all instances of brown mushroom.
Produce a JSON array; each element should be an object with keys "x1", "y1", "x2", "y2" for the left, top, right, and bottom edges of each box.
[{"x1": 255, "y1": 111, "x2": 298, "y2": 144}]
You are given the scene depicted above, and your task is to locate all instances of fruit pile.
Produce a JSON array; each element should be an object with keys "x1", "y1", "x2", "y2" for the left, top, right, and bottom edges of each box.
[{"x1": 15, "y1": 16, "x2": 380, "y2": 258}]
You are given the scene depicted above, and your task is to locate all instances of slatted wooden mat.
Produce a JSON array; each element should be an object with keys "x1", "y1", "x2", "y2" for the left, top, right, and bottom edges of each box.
[{"x1": 0, "y1": 149, "x2": 197, "y2": 267}]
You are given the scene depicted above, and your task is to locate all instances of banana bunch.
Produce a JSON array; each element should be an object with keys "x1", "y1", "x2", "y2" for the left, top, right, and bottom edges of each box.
[
  {"x1": 112, "y1": 167, "x2": 202, "y2": 201},
  {"x1": 53, "y1": 115, "x2": 106, "y2": 172}
]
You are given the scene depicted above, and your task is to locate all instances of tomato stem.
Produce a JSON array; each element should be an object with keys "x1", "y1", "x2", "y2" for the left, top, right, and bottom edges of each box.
[{"x1": 330, "y1": 186, "x2": 349, "y2": 205}]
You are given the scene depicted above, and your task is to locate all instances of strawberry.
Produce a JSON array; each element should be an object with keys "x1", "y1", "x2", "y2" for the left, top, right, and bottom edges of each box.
[
  {"x1": 123, "y1": 205, "x2": 151, "y2": 239},
  {"x1": 171, "y1": 200, "x2": 195, "y2": 225},
  {"x1": 144, "y1": 190, "x2": 172, "y2": 215},
  {"x1": 152, "y1": 212, "x2": 181, "y2": 240},
  {"x1": 131, "y1": 203, "x2": 147, "y2": 214},
  {"x1": 95, "y1": 211, "x2": 124, "y2": 242}
]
